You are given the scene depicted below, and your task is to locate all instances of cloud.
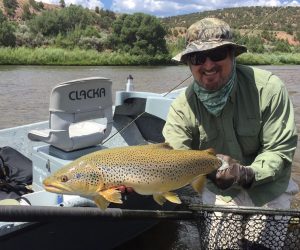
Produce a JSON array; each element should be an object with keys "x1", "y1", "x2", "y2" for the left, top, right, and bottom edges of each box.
[
  {"x1": 111, "y1": 0, "x2": 209, "y2": 16},
  {"x1": 42, "y1": 0, "x2": 104, "y2": 9},
  {"x1": 110, "y1": 0, "x2": 300, "y2": 17},
  {"x1": 40, "y1": 0, "x2": 300, "y2": 16},
  {"x1": 286, "y1": 0, "x2": 300, "y2": 5}
]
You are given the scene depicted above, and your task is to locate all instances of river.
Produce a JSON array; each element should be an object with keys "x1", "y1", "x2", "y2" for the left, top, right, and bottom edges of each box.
[
  {"x1": 0, "y1": 65, "x2": 193, "y2": 129},
  {"x1": 0, "y1": 65, "x2": 299, "y2": 248}
]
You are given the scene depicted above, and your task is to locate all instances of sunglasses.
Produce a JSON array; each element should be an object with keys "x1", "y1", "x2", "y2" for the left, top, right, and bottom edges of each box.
[{"x1": 188, "y1": 47, "x2": 230, "y2": 65}]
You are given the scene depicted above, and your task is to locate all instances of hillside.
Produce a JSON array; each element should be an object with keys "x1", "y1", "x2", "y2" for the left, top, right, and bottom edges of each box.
[
  {"x1": 162, "y1": 6, "x2": 300, "y2": 46},
  {"x1": 162, "y1": 6, "x2": 300, "y2": 32},
  {"x1": 0, "y1": 0, "x2": 59, "y2": 20}
]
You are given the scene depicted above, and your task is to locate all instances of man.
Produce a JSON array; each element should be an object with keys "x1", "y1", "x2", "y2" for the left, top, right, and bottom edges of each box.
[{"x1": 162, "y1": 18, "x2": 299, "y2": 249}]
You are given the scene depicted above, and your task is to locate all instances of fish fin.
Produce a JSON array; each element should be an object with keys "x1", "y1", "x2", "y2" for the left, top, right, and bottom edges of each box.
[
  {"x1": 153, "y1": 193, "x2": 167, "y2": 205},
  {"x1": 162, "y1": 192, "x2": 182, "y2": 204},
  {"x1": 205, "y1": 148, "x2": 216, "y2": 156},
  {"x1": 94, "y1": 195, "x2": 110, "y2": 210},
  {"x1": 99, "y1": 188, "x2": 123, "y2": 204},
  {"x1": 145, "y1": 143, "x2": 173, "y2": 150},
  {"x1": 191, "y1": 175, "x2": 206, "y2": 193}
]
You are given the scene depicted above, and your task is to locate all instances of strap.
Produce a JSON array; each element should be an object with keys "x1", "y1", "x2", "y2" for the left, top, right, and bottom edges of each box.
[
  {"x1": 0, "y1": 157, "x2": 7, "y2": 179},
  {"x1": 17, "y1": 196, "x2": 32, "y2": 205},
  {"x1": 0, "y1": 179, "x2": 32, "y2": 196}
]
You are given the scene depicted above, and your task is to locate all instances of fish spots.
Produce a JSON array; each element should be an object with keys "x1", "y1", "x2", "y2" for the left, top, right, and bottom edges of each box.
[
  {"x1": 75, "y1": 173, "x2": 82, "y2": 179},
  {"x1": 87, "y1": 172, "x2": 100, "y2": 186},
  {"x1": 44, "y1": 143, "x2": 221, "y2": 205}
]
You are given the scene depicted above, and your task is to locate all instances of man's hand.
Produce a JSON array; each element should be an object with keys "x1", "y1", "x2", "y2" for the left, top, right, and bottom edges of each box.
[
  {"x1": 207, "y1": 154, "x2": 255, "y2": 190},
  {"x1": 116, "y1": 185, "x2": 135, "y2": 194}
]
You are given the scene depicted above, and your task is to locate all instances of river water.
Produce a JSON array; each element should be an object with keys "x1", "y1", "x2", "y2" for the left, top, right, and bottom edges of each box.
[{"x1": 0, "y1": 65, "x2": 299, "y2": 248}]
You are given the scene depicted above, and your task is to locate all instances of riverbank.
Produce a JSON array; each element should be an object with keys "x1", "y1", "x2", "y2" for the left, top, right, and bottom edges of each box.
[
  {"x1": 0, "y1": 47, "x2": 172, "y2": 66},
  {"x1": 0, "y1": 47, "x2": 299, "y2": 65}
]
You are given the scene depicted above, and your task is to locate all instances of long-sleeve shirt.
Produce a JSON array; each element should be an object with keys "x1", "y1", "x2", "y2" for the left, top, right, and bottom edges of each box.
[{"x1": 163, "y1": 64, "x2": 298, "y2": 206}]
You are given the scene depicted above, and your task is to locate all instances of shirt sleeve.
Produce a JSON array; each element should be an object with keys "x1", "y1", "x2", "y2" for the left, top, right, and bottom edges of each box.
[
  {"x1": 250, "y1": 75, "x2": 298, "y2": 187},
  {"x1": 162, "y1": 96, "x2": 196, "y2": 150}
]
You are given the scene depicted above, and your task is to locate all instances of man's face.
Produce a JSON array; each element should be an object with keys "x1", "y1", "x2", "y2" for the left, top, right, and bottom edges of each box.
[{"x1": 187, "y1": 46, "x2": 234, "y2": 91}]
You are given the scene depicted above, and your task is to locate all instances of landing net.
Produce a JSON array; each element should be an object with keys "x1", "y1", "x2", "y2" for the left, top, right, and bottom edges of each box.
[{"x1": 189, "y1": 205, "x2": 300, "y2": 250}]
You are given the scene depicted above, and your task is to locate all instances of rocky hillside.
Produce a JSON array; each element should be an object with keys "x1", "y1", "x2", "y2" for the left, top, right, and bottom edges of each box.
[
  {"x1": 161, "y1": 6, "x2": 300, "y2": 46},
  {"x1": 162, "y1": 6, "x2": 300, "y2": 32},
  {"x1": 0, "y1": 0, "x2": 59, "y2": 20}
]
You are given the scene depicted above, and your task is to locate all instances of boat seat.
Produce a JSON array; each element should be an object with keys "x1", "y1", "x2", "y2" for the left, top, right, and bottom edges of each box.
[{"x1": 28, "y1": 77, "x2": 113, "y2": 152}]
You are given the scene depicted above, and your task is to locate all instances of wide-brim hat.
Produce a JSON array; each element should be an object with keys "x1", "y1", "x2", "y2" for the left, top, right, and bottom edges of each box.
[{"x1": 173, "y1": 18, "x2": 247, "y2": 62}]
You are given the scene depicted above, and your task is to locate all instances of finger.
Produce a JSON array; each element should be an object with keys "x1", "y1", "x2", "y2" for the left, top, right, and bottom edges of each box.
[
  {"x1": 116, "y1": 185, "x2": 126, "y2": 193},
  {"x1": 217, "y1": 154, "x2": 240, "y2": 165},
  {"x1": 216, "y1": 154, "x2": 232, "y2": 163},
  {"x1": 216, "y1": 170, "x2": 226, "y2": 178},
  {"x1": 126, "y1": 187, "x2": 134, "y2": 193}
]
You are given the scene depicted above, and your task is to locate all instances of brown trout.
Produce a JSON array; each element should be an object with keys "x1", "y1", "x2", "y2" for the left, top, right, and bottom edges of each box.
[{"x1": 43, "y1": 143, "x2": 222, "y2": 210}]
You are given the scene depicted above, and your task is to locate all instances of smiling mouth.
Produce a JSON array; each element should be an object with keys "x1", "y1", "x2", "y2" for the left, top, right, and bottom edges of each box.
[{"x1": 203, "y1": 70, "x2": 217, "y2": 76}]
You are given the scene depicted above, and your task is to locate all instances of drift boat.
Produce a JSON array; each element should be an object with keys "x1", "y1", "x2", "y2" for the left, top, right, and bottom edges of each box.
[{"x1": 0, "y1": 76, "x2": 182, "y2": 250}]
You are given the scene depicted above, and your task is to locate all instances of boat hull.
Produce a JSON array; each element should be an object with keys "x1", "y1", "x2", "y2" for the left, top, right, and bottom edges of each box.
[{"x1": 0, "y1": 193, "x2": 175, "y2": 250}]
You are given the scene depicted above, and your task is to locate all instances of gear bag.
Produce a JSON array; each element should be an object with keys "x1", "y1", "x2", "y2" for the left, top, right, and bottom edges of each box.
[{"x1": 0, "y1": 146, "x2": 33, "y2": 200}]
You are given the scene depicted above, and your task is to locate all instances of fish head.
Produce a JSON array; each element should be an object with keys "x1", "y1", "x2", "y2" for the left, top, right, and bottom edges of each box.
[{"x1": 43, "y1": 159, "x2": 104, "y2": 196}]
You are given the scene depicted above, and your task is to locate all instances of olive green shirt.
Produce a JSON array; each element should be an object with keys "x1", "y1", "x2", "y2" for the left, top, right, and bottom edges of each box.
[{"x1": 163, "y1": 64, "x2": 298, "y2": 206}]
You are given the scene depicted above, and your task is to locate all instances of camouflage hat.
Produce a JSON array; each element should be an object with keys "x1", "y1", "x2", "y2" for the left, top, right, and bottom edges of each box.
[{"x1": 173, "y1": 18, "x2": 247, "y2": 62}]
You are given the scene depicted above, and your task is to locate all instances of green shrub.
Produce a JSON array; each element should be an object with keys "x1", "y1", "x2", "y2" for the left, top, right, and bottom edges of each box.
[
  {"x1": 108, "y1": 13, "x2": 168, "y2": 56},
  {"x1": 3, "y1": 0, "x2": 18, "y2": 16},
  {"x1": 0, "y1": 14, "x2": 16, "y2": 47},
  {"x1": 78, "y1": 36, "x2": 104, "y2": 51},
  {"x1": 273, "y1": 40, "x2": 292, "y2": 53}
]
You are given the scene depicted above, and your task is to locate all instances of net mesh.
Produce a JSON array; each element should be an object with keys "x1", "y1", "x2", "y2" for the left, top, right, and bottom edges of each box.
[{"x1": 189, "y1": 205, "x2": 300, "y2": 250}]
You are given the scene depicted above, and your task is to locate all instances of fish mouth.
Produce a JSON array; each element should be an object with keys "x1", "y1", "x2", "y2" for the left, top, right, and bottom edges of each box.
[
  {"x1": 43, "y1": 184, "x2": 66, "y2": 194},
  {"x1": 43, "y1": 180, "x2": 72, "y2": 194},
  {"x1": 44, "y1": 184, "x2": 65, "y2": 193}
]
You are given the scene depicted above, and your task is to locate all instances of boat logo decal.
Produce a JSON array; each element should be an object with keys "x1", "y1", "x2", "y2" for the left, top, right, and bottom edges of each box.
[{"x1": 69, "y1": 88, "x2": 106, "y2": 101}]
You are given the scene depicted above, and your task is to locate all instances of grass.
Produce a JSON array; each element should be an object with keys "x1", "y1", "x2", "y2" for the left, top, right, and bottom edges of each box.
[
  {"x1": 0, "y1": 47, "x2": 173, "y2": 66},
  {"x1": 237, "y1": 52, "x2": 300, "y2": 65},
  {"x1": 0, "y1": 47, "x2": 299, "y2": 65}
]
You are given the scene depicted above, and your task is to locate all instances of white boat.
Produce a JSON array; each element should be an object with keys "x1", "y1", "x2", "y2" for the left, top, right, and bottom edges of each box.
[{"x1": 0, "y1": 76, "x2": 183, "y2": 250}]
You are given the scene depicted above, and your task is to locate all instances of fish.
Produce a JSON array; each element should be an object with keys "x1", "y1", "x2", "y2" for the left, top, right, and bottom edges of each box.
[{"x1": 43, "y1": 143, "x2": 222, "y2": 210}]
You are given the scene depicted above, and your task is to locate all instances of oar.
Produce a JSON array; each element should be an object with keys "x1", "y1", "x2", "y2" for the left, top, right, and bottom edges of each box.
[
  {"x1": 0, "y1": 204, "x2": 299, "y2": 222},
  {"x1": 0, "y1": 205, "x2": 195, "y2": 222}
]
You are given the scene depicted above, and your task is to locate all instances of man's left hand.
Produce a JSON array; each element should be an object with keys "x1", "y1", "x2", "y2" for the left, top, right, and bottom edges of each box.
[
  {"x1": 116, "y1": 185, "x2": 135, "y2": 194},
  {"x1": 207, "y1": 154, "x2": 255, "y2": 190}
]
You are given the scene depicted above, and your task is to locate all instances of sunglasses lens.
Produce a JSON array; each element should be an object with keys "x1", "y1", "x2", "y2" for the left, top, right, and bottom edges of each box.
[
  {"x1": 210, "y1": 48, "x2": 228, "y2": 61},
  {"x1": 189, "y1": 47, "x2": 229, "y2": 65},
  {"x1": 189, "y1": 54, "x2": 206, "y2": 65}
]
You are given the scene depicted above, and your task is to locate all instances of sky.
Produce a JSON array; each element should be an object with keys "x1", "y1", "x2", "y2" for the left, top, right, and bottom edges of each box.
[{"x1": 41, "y1": 0, "x2": 300, "y2": 17}]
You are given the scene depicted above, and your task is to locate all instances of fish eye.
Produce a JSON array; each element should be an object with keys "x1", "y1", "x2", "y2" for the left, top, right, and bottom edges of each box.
[{"x1": 60, "y1": 175, "x2": 68, "y2": 182}]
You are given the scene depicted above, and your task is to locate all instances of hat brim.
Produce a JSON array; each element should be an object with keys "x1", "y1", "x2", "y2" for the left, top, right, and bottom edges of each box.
[{"x1": 173, "y1": 41, "x2": 247, "y2": 62}]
